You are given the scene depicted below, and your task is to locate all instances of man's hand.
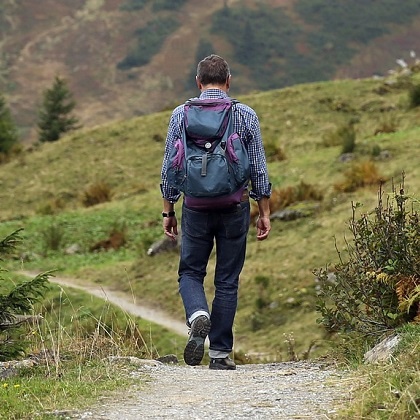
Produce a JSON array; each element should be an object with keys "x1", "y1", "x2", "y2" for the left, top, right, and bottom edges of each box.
[
  {"x1": 256, "y1": 216, "x2": 271, "y2": 241},
  {"x1": 163, "y1": 216, "x2": 178, "y2": 241},
  {"x1": 256, "y1": 197, "x2": 271, "y2": 241}
]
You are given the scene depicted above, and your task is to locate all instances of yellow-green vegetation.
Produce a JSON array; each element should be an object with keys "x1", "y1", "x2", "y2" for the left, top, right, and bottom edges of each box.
[
  {"x1": 0, "y1": 68, "x2": 419, "y2": 417},
  {"x1": 0, "y1": 275, "x2": 182, "y2": 418},
  {"x1": 340, "y1": 324, "x2": 420, "y2": 419}
]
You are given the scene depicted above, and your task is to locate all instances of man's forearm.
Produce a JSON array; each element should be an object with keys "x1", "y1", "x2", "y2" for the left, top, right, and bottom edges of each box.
[{"x1": 257, "y1": 196, "x2": 270, "y2": 218}]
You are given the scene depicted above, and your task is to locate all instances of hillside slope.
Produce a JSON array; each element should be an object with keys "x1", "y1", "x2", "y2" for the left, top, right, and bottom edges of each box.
[
  {"x1": 1, "y1": 0, "x2": 419, "y2": 143},
  {"x1": 0, "y1": 68, "x2": 419, "y2": 358}
]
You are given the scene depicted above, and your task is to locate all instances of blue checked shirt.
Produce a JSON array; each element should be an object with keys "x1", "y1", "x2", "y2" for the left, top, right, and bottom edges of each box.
[{"x1": 161, "y1": 89, "x2": 272, "y2": 203}]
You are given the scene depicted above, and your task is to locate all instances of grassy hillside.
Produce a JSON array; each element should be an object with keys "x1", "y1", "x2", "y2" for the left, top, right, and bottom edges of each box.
[
  {"x1": 1, "y1": 0, "x2": 419, "y2": 142},
  {"x1": 0, "y1": 68, "x2": 419, "y2": 360}
]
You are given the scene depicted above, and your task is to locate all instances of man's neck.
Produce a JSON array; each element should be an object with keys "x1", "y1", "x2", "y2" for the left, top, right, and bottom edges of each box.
[{"x1": 200, "y1": 84, "x2": 228, "y2": 93}]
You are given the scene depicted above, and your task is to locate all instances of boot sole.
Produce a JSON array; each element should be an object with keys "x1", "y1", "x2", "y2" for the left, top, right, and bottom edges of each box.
[{"x1": 183, "y1": 316, "x2": 211, "y2": 366}]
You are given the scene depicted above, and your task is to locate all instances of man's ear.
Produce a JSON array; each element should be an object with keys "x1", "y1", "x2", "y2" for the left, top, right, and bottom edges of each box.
[
  {"x1": 196, "y1": 76, "x2": 202, "y2": 90},
  {"x1": 226, "y1": 75, "x2": 231, "y2": 90}
]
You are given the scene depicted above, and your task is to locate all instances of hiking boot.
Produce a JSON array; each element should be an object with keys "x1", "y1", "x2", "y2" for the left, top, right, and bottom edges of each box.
[
  {"x1": 209, "y1": 356, "x2": 236, "y2": 370},
  {"x1": 183, "y1": 315, "x2": 211, "y2": 366}
]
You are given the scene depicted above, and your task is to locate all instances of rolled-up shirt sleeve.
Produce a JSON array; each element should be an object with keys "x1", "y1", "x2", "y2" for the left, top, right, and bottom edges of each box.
[{"x1": 235, "y1": 106, "x2": 272, "y2": 201}]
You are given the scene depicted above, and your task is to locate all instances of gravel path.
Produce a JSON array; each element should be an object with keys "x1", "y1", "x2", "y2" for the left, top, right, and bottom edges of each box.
[
  {"x1": 72, "y1": 361, "x2": 350, "y2": 419},
  {"x1": 18, "y1": 272, "x2": 352, "y2": 419}
]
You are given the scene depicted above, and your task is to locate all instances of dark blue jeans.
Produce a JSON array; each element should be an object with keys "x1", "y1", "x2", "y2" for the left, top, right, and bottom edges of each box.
[{"x1": 178, "y1": 201, "x2": 250, "y2": 354}]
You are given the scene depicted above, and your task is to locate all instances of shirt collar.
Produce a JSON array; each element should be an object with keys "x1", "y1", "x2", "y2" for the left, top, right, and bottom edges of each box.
[{"x1": 199, "y1": 89, "x2": 229, "y2": 100}]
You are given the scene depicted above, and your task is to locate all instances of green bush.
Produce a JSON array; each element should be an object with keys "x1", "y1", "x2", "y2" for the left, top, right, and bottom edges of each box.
[
  {"x1": 41, "y1": 222, "x2": 65, "y2": 254},
  {"x1": 81, "y1": 181, "x2": 113, "y2": 207},
  {"x1": 408, "y1": 83, "x2": 420, "y2": 108},
  {"x1": 315, "y1": 177, "x2": 420, "y2": 337},
  {"x1": 340, "y1": 123, "x2": 356, "y2": 154}
]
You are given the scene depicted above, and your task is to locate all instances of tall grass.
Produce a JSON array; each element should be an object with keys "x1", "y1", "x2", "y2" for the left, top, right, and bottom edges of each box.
[{"x1": 0, "y1": 281, "x2": 182, "y2": 418}]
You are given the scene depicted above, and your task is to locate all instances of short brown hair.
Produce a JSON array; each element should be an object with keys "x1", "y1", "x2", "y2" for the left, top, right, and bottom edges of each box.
[{"x1": 196, "y1": 55, "x2": 230, "y2": 86}]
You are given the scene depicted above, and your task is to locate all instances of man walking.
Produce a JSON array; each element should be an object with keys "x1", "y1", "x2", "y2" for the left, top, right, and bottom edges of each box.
[{"x1": 160, "y1": 54, "x2": 271, "y2": 370}]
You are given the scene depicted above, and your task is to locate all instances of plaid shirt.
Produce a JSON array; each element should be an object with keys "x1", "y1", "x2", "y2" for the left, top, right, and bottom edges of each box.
[{"x1": 160, "y1": 89, "x2": 271, "y2": 203}]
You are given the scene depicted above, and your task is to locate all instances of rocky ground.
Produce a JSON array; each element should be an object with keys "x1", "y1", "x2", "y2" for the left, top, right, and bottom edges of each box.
[{"x1": 61, "y1": 360, "x2": 352, "y2": 419}]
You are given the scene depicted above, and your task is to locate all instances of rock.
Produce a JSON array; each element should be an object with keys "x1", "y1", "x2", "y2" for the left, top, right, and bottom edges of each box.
[
  {"x1": 270, "y1": 209, "x2": 307, "y2": 221},
  {"x1": 363, "y1": 334, "x2": 401, "y2": 364},
  {"x1": 65, "y1": 243, "x2": 81, "y2": 255},
  {"x1": 147, "y1": 234, "x2": 181, "y2": 256},
  {"x1": 0, "y1": 359, "x2": 37, "y2": 379},
  {"x1": 156, "y1": 354, "x2": 179, "y2": 364},
  {"x1": 105, "y1": 356, "x2": 163, "y2": 367}
]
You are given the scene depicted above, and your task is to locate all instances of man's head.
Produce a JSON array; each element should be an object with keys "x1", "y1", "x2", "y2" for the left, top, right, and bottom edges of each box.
[{"x1": 196, "y1": 54, "x2": 230, "y2": 90}]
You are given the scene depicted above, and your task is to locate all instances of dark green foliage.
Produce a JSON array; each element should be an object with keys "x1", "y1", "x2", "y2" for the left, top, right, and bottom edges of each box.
[
  {"x1": 315, "y1": 178, "x2": 420, "y2": 337},
  {"x1": 119, "y1": 0, "x2": 147, "y2": 11},
  {"x1": 211, "y1": 2, "x2": 420, "y2": 91},
  {"x1": 295, "y1": 0, "x2": 420, "y2": 79},
  {"x1": 0, "y1": 229, "x2": 51, "y2": 361},
  {"x1": 117, "y1": 17, "x2": 179, "y2": 70},
  {"x1": 295, "y1": 0, "x2": 420, "y2": 43},
  {"x1": 340, "y1": 123, "x2": 356, "y2": 154},
  {"x1": 41, "y1": 222, "x2": 65, "y2": 254},
  {"x1": 211, "y1": 5, "x2": 300, "y2": 90},
  {"x1": 37, "y1": 76, "x2": 80, "y2": 142},
  {"x1": 408, "y1": 83, "x2": 420, "y2": 108},
  {"x1": 0, "y1": 95, "x2": 18, "y2": 155},
  {"x1": 120, "y1": 0, "x2": 185, "y2": 12},
  {"x1": 184, "y1": 38, "x2": 215, "y2": 95},
  {"x1": 0, "y1": 229, "x2": 23, "y2": 259},
  {"x1": 152, "y1": 0, "x2": 186, "y2": 12},
  {"x1": 322, "y1": 121, "x2": 356, "y2": 153}
]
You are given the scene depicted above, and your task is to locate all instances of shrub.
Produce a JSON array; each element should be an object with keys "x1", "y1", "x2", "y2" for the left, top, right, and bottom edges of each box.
[
  {"x1": 322, "y1": 122, "x2": 356, "y2": 153},
  {"x1": 89, "y1": 222, "x2": 128, "y2": 253},
  {"x1": 315, "y1": 177, "x2": 420, "y2": 337},
  {"x1": 264, "y1": 139, "x2": 286, "y2": 162},
  {"x1": 41, "y1": 222, "x2": 66, "y2": 254},
  {"x1": 36, "y1": 197, "x2": 66, "y2": 215},
  {"x1": 81, "y1": 181, "x2": 113, "y2": 207},
  {"x1": 408, "y1": 83, "x2": 420, "y2": 108},
  {"x1": 270, "y1": 181, "x2": 324, "y2": 212},
  {"x1": 340, "y1": 123, "x2": 356, "y2": 154},
  {"x1": 334, "y1": 160, "x2": 384, "y2": 193},
  {"x1": 374, "y1": 113, "x2": 398, "y2": 135}
]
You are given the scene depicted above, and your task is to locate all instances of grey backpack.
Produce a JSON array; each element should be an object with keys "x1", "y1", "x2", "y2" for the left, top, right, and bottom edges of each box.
[{"x1": 166, "y1": 98, "x2": 250, "y2": 209}]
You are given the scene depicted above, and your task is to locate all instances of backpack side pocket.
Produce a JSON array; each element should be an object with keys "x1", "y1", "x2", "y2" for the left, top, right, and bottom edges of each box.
[
  {"x1": 166, "y1": 138, "x2": 186, "y2": 191},
  {"x1": 226, "y1": 133, "x2": 250, "y2": 186}
]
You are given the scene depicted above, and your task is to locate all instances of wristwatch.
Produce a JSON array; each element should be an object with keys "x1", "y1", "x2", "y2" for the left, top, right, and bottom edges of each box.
[{"x1": 162, "y1": 211, "x2": 175, "y2": 218}]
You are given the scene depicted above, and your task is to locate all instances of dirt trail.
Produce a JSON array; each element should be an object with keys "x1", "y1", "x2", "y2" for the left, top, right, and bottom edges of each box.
[
  {"x1": 19, "y1": 271, "x2": 353, "y2": 419},
  {"x1": 19, "y1": 271, "x2": 187, "y2": 337},
  {"x1": 75, "y1": 362, "x2": 351, "y2": 419}
]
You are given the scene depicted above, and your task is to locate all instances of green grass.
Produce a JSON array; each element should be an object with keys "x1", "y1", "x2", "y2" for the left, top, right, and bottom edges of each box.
[
  {"x1": 0, "y1": 277, "x2": 184, "y2": 418},
  {"x1": 340, "y1": 324, "x2": 420, "y2": 419},
  {"x1": 0, "y1": 360, "x2": 144, "y2": 419},
  {"x1": 0, "y1": 70, "x2": 419, "y2": 416},
  {"x1": 1, "y1": 71, "x2": 419, "y2": 359}
]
